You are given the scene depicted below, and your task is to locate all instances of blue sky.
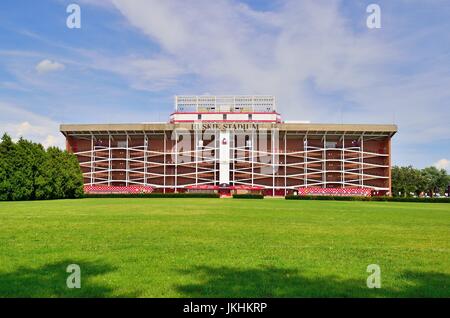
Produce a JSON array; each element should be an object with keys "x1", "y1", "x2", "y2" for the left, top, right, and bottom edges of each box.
[{"x1": 0, "y1": 0, "x2": 449, "y2": 170}]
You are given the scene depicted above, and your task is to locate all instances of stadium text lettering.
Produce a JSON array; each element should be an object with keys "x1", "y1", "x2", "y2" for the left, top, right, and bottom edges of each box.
[{"x1": 198, "y1": 123, "x2": 260, "y2": 130}]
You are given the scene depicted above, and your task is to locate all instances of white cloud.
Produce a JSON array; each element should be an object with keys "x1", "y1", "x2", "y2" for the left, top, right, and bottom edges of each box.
[
  {"x1": 434, "y1": 159, "x2": 450, "y2": 171},
  {"x1": 82, "y1": 51, "x2": 185, "y2": 91},
  {"x1": 0, "y1": 102, "x2": 65, "y2": 149},
  {"x1": 42, "y1": 134, "x2": 62, "y2": 149},
  {"x1": 15, "y1": 121, "x2": 34, "y2": 136},
  {"x1": 2, "y1": 1, "x2": 449, "y2": 169},
  {"x1": 106, "y1": 0, "x2": 397, "y2": 120},
  {"x1": 35, "y1": 59, "x2": 65, "y2": 74},
  {"x1": 104, "y1": 0, "x2": 450, "y2": 168}
]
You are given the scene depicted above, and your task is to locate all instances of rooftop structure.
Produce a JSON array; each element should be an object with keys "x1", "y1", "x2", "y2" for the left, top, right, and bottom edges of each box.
[
  {"x1": 175, "y1": 95, "x2": 276, "y2": 113},
  {"x1": 171, "y1": 95, "x2": 279, "y2": 123}
]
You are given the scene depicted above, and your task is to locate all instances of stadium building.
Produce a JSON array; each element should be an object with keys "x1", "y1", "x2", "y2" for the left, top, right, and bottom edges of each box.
[{"x1": 60, "y1": 96, "x2": 397, "y2": 196}]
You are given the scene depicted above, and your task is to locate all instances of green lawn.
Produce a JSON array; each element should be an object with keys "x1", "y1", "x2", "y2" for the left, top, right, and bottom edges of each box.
[{"x1": 0, "y1": 198, "x2": 449, "y2": 297}]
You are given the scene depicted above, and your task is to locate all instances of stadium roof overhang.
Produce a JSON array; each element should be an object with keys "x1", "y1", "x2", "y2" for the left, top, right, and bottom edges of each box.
[{"x1": 60, "y1": 123, "x2": 397, "y2": 138}]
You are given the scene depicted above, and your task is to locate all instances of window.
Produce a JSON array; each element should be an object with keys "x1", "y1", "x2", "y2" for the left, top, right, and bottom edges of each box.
[
  {"x1": 248, "y1": 114, "x2": 252, "y2": 120},
  {"x1": 198, "y1": 114, "x2": 202, "y2": 120},
  {"x1": 223, "y1": 114, "x2": 227, "y2": 120}
]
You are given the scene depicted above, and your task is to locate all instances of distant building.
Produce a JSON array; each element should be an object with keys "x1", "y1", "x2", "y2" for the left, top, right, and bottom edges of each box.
[{"x1": 60, "y1": 95, "x2": 397, "y2": 196}]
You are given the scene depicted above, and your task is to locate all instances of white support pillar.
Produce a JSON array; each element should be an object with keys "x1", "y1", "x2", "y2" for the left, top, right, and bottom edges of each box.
[
  {"x1": 213, "y1": 130, "x2": 217, "y2": 186},
  {"x1": 341, "y1": 134, "x2": 345, "y2": 188},
  {"x1": 219, "y1": 130, "x2": 230, "y2": 185},
  {"x1": 284, "y1": 131, "x2": 287, "y2": 196},
  {"x1": 108, "y1": 134, "x2": 111, "y2": 186},
  {"x1": 251, "y1": 129, "x2": 255, "y2": 187},
  {"x1": 272, "y1": 128, "x2": 276, "y2": 196},
  {"x1": 195, "y1": 129, "x2": 198, "y2": 186},
  {"x1": 216, "y1": 130, "x2": 219, "y2": 185},
  {"x1": 323, "y1": 134, "x2": 327, "y2": 188},
  {"x1": 175, "y1": 130, "x2": 178, "y2": 192},
  {"x1": 163, "y1": 132, "x2": 167, "y2": 193},
  {"x1": 125, "y1": 134, "x2": 129, "y2": 186},
  {"x1": 90, "y1": 134, "x2": 94, "y2": 185},
  {"x1": 144, "y1": 133, "x2": 148, "y2": 186},
  {"x1": 361, "y1": 134, "x2": 365, "y2": 188},
  {"x1": 231, "y1": 131, "x2": 235, "y2": 186},
  {"x1": 304, "y1": 134, "x2": 308, "y2": 188}
]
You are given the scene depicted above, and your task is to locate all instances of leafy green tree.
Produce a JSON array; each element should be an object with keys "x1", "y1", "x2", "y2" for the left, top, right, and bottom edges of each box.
[
  {"x1": 421, "y1": 166, "x2": 448, "y2": 196},
  {"x1": 414, "y1": 171, "x2": 429, "y2": 196},
  {"x1": 391, "y1": 166, "x2": 402, "y2": 197},
  {"x1": 9, "y1": 138, "x2": 34, "y2": 200},
  {"x1": 35, "y1": 147, "x2": 58, "y2": 200},
  {"x1": 43, "y1": 147, "x2": 83, "y2": 199},
  {"x1": 64, "y1": 151, "x2": 84, "y2": 198},
  {"x1": 391, "y1": 165, "x2": 421, "y2": 197},
  {"x1": 0, "y1": 134, "x2": 15, "y2": 200},
  {"x1": 0, "y1": 133, "x2": 84, "y2": 201},
  {"x1": 392, "y1": 165, "x2": 449, "y2": 197},
  {"x1": 437, "y1": 169, "x2": 449, "y2": 196},
  {"x1": 8, "y1": 138, "x2": 48, "y2": 200}
]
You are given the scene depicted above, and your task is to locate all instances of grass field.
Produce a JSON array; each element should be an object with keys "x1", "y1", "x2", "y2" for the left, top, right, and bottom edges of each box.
[{"x1": 0, "y1": 198, "x2": 449, "y2": 297}]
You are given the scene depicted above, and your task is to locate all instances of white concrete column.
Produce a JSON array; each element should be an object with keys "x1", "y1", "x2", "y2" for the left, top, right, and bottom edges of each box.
[
  {"x1": 108, "y1": 135, "x2": 111, "y2": 186},
  {"x1": 90, "y1": 134, "x2": 94, "y2": 185},
  {"x1": 219, "y1": 130, "x2": 230, "y2": 185}
]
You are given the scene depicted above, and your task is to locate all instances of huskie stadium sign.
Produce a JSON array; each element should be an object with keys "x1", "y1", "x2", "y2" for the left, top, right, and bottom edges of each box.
[{"x1": 194, "y1": 122, "x2": 262, "y2": 130}]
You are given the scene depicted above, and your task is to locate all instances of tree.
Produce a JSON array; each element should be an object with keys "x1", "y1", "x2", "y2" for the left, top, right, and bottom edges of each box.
[
  {"x1": 36, "y1": 147, "x2": 59, "y2": 200},
  {"x1": 421, "y1": 166, "x2": 448, "y2": 196},
  {"x1": 8, "y1": 138, "x2": 48, "y2": 200},
  {"x1": 0, "y1": 134, "x2": 15, "y2": 200},
  {"x1": 391, "y1": 165, "x2": 449, "y2": 197},
  {"x1": 0, "y1": 133, "x2": 84, "y2": 201},
  {"x1": 43, "y1": 147, "x2": 83, "y2": 199},
  {"x1": 391, "y1": 165, "x2": 421, "y2": 197},
  {"x1": 391, "y1": 166, "x2": 402, "y2": 197}
]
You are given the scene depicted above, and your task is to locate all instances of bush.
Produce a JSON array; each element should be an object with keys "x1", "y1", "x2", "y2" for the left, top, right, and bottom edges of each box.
[
  {"x1": 83, "y1": 192, "x2": 220, "y2": 199},
  {"x1": 232, "y1": 194, "x2": 264, "y2": 199},
  {"x1": 285, "y1": 195, "x2": 450, "y2": 203}
]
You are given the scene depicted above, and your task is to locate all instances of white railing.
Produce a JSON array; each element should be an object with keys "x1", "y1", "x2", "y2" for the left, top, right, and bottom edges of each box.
[
  {"x1": 175, "y1": 95, "x2": 276, "y2": 113},
  {"x1": 74, "y1": 131, "x2": 390, "y2": 193}
]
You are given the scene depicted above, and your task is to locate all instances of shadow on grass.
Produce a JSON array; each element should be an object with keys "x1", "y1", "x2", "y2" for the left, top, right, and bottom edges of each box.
[
  {"x1": 175, "y1": 266, "x2": 450, "y2": 298},
  {"x1": 0, "y1": 260, "x2": 136, "y2": 297},
  {"x1": 1, "y1": 262, "x2": 448, "y2": 297}
]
